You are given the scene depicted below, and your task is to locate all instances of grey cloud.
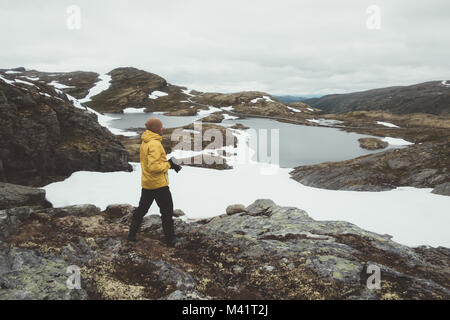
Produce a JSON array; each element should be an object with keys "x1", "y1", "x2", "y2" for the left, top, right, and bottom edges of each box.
[{"x1": 0, "y1": 0, "x2": 449, "y2": 95}]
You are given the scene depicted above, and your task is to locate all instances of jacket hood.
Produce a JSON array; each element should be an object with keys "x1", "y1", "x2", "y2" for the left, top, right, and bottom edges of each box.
[{"x1": 141, "y1": 130, "x2": 162, "y2": 143}]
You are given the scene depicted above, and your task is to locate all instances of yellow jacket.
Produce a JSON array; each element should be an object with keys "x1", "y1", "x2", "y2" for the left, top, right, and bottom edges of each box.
[{"x1": 140, "y1": 130, "x2": 171, "y2": 190}]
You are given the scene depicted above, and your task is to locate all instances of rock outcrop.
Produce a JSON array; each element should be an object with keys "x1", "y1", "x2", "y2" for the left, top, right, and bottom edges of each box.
[
  {"x1": 85, "y1": 67, "x2": 198, "y2": 114},
  {"x1": 358, "y1": 138, "x2": 388, "y2": 150},
  {"x1": 86, "y1": 67, "x2": 167, "y2": 113},
  {"x1": 200, "y1": 112, "x2": 225, "y2": 123},
  {"x1": 0, "y1": 182, "x2": 51, "y2": 210},
  {"x1": 0, "y1": 68, "x2": 99, "y2": 99},
  {"x1": 1, "y1": 197, "x2": 449, "y2": 300},
  {"x1": 0, "y1": 71, "x2": 131, "y2": 187},
  {"x1": 290, "y1": 138, "x2": 449, "y2": 192},
  {"x1": 432, "y1": 182, "x2": 450, "y2": 196}
]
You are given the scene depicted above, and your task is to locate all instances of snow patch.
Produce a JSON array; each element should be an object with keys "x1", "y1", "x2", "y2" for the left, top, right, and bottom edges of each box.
[
  {"x1": 39, "y1": 92, "x2": 52, "y2": 98},
  {"x1": 286, "y1": 106, "x2": 301, "y2": 113},
  {"x1": 197, "y1": 106, "x2": 222, "y2": 116},
  {"x1": 223, "y1": 114, "x2": 239, "y2": 120},
  {"x1": 221, "y1": 106, "x2": 234, "y2": 111},
  {"x1": 377, "y1": 121, "x2": 400, "y2": 128},
  {"x1": 79, "y1": 74, "x2": 112, "y2": 103},
  {"x1": 21, "y1": 76, "x2": 40, "y2": 81},
  {"x1": 251, "y1": 95, "x2": 274, "y2": 103},
  {"x1": 65, "y1": 92, "x2": 138, "y2": 136},
  {"x1": 149, "y1": 90, "x2": 168, "y2": 99},
  {"x1": 1, "y1": 75, "x2": 38, "y2": 88},
  {"x1": 382, "y1": 137, "x2": 414, "y2": 146},
  {"x1": 14, "y1": 79, "x2": 37, "y2": 87},
  {"x1": 307, "y1": 118, "x2": 344, "y2": 126},
  {"x1": 49, "y1": 81, "x2": 75, "y2": 89},
  {"x1": 0, "y1": 75, "x2": 17, "y2": 85},
  {"x1": 123, "y1": 107, "x2": 146, "y2": 114},
  {"x1": 182, "y1": 89, "x2": 195, "y2": 96}
]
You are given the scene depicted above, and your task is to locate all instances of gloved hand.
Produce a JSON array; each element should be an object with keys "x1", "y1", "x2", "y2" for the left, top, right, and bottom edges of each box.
[{"x1": 168, "y1": 157, "x2": 182, "y2": 173}]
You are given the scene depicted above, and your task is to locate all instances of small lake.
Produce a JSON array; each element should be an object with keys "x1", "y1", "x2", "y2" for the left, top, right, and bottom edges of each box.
[
  {"x1": 222, "y1": 118, "x2": 399, "y2": 167},
  {"x1": 105, "y1": 112, "x2": 400, "y2": 168},
  {"x1": 104, "y1": 112, "x2": 204, "y2": 129}
]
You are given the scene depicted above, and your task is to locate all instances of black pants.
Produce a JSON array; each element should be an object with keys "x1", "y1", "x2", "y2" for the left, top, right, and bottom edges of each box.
[{"x1": 130, "y1": 186, "x2": 175, "y2": 241}]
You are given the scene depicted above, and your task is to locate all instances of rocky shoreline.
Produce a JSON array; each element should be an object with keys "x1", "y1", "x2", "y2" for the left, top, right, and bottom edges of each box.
[
  {"x1": 290, "y1": 137, "x2": 450, "y2": 194},
  {"x1": 1, "y1": 185, "x2": 449, "y2": 300}
]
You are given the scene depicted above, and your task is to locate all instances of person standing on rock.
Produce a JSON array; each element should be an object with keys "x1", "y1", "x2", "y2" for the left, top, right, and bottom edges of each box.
[{"x1": 128, "y1": 118, "x2": 182, "y2": 247}]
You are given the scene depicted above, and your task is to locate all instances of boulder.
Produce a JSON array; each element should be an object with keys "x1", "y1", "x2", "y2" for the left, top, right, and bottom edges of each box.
[
  {"x1": 173, "y1": 209, "x2": 185, "y2": 217},
  {"x1": 105, "y1": 204, "x2": 135, "y2": 218},
  {"x1": 44, "y1": 204, "x2": 101, "y2": 218},
  {"x1": 200, "y1": 112, "x2": 225, "y2": 123},
  {"x1": 358, "y1": 137, "x2": 388, "y2": 150},
  {"x1": 0, "y1": 182, "x2": 51, "y2": 210},
  {"x1": 226, "y1": 204, "x2": 247, "y2": 215},
  {"x1": 432, "y1": 182, "x2": 450, "y2": 196}
]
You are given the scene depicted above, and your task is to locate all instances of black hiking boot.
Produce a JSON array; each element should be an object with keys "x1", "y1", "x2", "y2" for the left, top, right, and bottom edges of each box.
[
  {"x1": 165, "y1": 238, "x2": 176, "y2": 248},
  {"x1": 161, "y1": 214, "x2": 176, "y2": 248},
  {"x1": 128, "y1": 211, "x2": 142, "y2": 242}
]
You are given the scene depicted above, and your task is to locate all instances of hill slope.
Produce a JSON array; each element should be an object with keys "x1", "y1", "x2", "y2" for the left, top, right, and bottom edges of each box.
[
  {"x1": 304, "y1": 81, "x2": 450, "y2": 115},
  {"x1": 0, "y1": 70, "x2": 131, "y2": 187}
]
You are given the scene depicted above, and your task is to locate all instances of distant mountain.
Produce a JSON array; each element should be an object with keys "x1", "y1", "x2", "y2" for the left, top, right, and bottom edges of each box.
[
  {"x1": 304, "y1": 81, "x2": 450, "y2": 115},
  {"x1": 273, "y1": 95, "x2": 322, "y2": 103}
]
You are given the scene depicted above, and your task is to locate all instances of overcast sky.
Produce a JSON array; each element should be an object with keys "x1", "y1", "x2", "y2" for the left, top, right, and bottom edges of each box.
[{"x1": 1, "y1": 0, "x2": 449, "y2": 95}]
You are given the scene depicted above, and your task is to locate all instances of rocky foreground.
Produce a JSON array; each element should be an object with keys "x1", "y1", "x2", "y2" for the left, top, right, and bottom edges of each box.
[{"x1": 1, "y1": 184, "x2": 449, "y2": 300}]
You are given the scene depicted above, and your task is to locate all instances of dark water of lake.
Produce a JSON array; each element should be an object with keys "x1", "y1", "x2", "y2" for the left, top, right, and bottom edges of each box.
[{"x1": 104, "y1": 112, "x2": 400, "y2": 168}]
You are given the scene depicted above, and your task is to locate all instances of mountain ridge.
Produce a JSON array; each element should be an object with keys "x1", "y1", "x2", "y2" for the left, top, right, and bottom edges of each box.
[{"x1": 304, "y1": 81, "x2": 450, "y2": 115}]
